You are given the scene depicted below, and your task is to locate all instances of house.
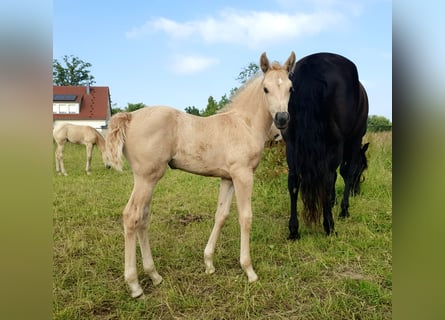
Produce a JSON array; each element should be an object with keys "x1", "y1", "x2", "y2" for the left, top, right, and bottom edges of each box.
[{"x1": 53, "y1": 84, "x2": 112, "y2": 133}]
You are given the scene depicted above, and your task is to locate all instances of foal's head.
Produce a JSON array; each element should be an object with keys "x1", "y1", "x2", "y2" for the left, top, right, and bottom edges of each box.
[{"x1": 260, "y1": 51, "x2": 295, "y2": 130}]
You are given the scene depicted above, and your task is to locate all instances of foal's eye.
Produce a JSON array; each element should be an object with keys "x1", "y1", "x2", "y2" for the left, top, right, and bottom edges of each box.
[{"x1": 263, "y1": 87, "x2": 269, "y2": 94}]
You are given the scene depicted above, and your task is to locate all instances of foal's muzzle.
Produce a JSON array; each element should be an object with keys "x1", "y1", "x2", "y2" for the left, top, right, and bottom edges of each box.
[{"x1": 274, "y1": 112, "x2": 290, "y2": 129}]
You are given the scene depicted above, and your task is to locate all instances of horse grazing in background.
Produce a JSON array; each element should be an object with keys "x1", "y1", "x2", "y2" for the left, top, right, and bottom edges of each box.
[
  {"x1": 282, "y1": 52, "x2": 369, "y2": 240},
  {"x1": 105, "y1": 52, "x2": 296, "y2": 298},
  {"x1": 53, "y1": 123, "x2": 107, "y2": 176}
]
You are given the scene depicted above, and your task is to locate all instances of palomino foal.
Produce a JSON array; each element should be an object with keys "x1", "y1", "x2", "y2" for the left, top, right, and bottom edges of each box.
[
  {"x1": 53, "y1": 123, "x2": 107, "y2": 175},
  {"x1": 106, "y1": 52, "x2": 295, "y2": 298}
]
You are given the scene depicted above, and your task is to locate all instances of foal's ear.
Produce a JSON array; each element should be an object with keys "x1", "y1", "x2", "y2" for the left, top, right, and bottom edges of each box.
[
  {"x1": 260, "y1": 52, "x2": 270, "y2": 73},
  {"x1": 284, "y1": 51, "x2": 296, "y2": 73}
]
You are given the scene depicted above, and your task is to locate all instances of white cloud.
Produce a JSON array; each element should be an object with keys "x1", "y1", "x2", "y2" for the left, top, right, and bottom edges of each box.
[
  {"x1": 125, "y1": 9, "x2": 344, "y2": 48},
  {"x1": 170, "y1": 55, "x2": 219, "y2": 75}
]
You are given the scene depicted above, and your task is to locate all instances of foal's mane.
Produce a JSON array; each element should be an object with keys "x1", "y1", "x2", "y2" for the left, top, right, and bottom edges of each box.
[
  {"x1": 219, "y1": 61, "x2": 284, "y2": 114},
  {"x1": 219, "y1": 74, "x2": 263, "y2": 114}
]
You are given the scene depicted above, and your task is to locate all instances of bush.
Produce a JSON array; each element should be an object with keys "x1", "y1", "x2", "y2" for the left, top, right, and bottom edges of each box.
[{"x1": 367, "y1": 115, "x2": 392, "y2": 132}]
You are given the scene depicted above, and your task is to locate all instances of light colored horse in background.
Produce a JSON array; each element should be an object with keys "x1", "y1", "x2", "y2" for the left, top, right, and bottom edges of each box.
[
  {"x1": 267, "y1": 123, "x2": 283, "y2": 146},
  {"x1": 53, "y1": 123, "x2": 107, "y2": 176},
  {"x1": 106, "y1": 52, "x2": 296, "y2": 298}
]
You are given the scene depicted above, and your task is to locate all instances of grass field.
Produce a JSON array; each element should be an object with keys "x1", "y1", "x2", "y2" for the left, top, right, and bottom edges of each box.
[{"x1": 53, "y1": 131, "x2": 392, "y2": 319}]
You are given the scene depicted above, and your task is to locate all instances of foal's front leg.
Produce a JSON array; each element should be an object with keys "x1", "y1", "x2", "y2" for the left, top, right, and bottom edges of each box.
[
  {"x1": 204, "y1": 178, "x2": 234, "y2": 275},
  {"x1": 233, "y1": 171, "x2": 258, "y2": 283},
  {"x1": 55, "y1": 143, "x2": 67, "y2": 176},
  {"x1": 85, "y1": 143, "x2": 93, "y2": 175}
]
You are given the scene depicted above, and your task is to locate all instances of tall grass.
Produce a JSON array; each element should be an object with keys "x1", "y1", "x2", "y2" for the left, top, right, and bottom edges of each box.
[{"x1": 53, "y1": 132, "x2": 392, "y2": 319}]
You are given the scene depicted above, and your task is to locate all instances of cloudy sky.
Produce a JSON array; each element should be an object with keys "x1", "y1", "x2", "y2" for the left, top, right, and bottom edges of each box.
[{"x1": 53, "y1": 0, "x2": 392, "y2": 119}]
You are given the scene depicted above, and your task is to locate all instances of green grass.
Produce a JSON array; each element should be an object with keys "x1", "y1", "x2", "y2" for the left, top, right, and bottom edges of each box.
[{"x1": 53, "y1": 132, "x2": 392, "y2": 319}]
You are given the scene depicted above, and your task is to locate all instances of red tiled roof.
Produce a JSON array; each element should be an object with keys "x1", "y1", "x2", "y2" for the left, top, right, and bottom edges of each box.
[{"x1": 53, "y1": 86, "x2": 111, "y2": 120}]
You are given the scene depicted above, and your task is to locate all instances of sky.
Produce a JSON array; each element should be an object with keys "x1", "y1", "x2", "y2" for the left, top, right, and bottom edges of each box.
[{"x1": 53, "y1": 0, "x2": 392, "y2": 120}]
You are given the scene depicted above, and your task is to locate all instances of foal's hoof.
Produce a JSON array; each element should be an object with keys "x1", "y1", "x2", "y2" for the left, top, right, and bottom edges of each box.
[
  {"x1": 130, "y1": 288, "x2": 144, "y2": 299},
  {"x1": 205, "y1": 266, "x2": 216, "y2": 275},
  {"x1": 152, "y1": 275, "x2": 163, "y2": 286},
  {"x1": 248, "y1": 273, "x2": 258, "y2": 283},
  {"x1": 136, "y1": 293, "x2": 146, "y2": 300}
]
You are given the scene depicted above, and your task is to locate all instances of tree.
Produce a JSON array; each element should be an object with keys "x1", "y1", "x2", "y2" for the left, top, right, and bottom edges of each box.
[
  {"x1": 201, "y1": 96, "x2": 219, "y2": 117},
  {"x1": 111, "y1": 102, "x2": 145, "y2": 115},
  {"x1": 111, "y1": 102, "x2": 122, "y2": 115},
  {"x1": 218, "y1": 94, "x2": 231, "y2": 110},
  {"x1": 53, "y1": 55, "x2": 95, "y2": 86},
  {"x1": 367, "y1": 115, "x2": 392, "y2": 132},
  {"x1": 184, "y1": 106, "x2": 201, "y2": 116},
  {"x1": 236, "y1": 62, "x2": 260, "y2": 84},
  {"x1": 125, "y1": 102, "x2": 145, "y2": 112},
  {"x1": 183, "y1": 62, "x2": 259, "y2": 117}
]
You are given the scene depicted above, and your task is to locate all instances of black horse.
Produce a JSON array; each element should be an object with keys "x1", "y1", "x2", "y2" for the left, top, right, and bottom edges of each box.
[{"x1": 282, "y1": 52, "x2": 369, "y2": 240}]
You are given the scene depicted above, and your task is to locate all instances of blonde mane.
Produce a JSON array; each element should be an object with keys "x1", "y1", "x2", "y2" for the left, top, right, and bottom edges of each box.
[
  {"x1": 219, "y1": 61, "x2": 284, "y2": 114},
  {"x1": 218, "y1": 73, "x2": 264, "y2": 114}
]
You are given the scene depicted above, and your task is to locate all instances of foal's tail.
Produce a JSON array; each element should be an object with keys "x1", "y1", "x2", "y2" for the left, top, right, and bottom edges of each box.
[{"x1": 105, "y1": 112, "x2": 132, "y2": 171}]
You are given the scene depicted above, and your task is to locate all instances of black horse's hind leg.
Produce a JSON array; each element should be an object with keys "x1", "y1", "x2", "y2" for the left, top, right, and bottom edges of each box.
[
  {"x1": 288, "y1": 171, "x2": 300, "y2": 240},
  {"x1": 322, "y1": 171, "x2": 336, "y2": 235},
  {"x1": 286, "y1": 141, "x2": 301, "y2": 240},
  {"x1": 351, "y1": 142, "x2": 369, "y2": 196},
  {"x1": 331, "y1": 171, "x2": 337, "y2": 207},
  {"x1": 339, "y1": 159, "x2": 351, "y2": 218},
  {"x1": 339, "y1": 139, "x2": 365, "y2": 218}
]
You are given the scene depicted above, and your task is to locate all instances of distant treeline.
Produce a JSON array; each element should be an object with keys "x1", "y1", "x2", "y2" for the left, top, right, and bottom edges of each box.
[{"x1": 367, "y1": 115, "x2": 392, "y2": 132}]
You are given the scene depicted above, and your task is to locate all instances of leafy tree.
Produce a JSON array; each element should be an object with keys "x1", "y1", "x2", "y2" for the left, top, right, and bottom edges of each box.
[
  {"x1": 111, "y1": 102, "x2": 145, "y2": 115},
  {"x1": 367, "y1": 115, "x2": 392, "y2": 132},
  {"x1": 218, "y1": 94, "x2": 231, "y2": 110},
  {"x1": 125, "y1": 102, "x2": 145, "y2": 112},
  {"x1": 185, "y1": 106, "x2": 201, "y2": 116},
  {"x1": 236, "y1": 62, "x2": 260, "y2": 84},
  {"x1": 111, "y1": 102, "x2": 122, "y2": 115},
  {"x1": 201, "y1": 96, "x2": 219, "y2": 117},
  {"x1": 53, "y1": 55, "x2": 95, "y2": 86},
  {"x1": 183, "y1": 62, "x2": 259, "y2": 117},
  {"x1": 111, "y1": 107, "x2": 122, "y2": 115}
]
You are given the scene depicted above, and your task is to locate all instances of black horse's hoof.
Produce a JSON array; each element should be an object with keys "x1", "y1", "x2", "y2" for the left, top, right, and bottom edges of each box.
[
  {"x1": 339, "y1": 211, "x2": 350, "y2": 219},
  {"x1": 288, "y1": 232, "x2": 301, "y2": 241},
  {"x1": 324, "y1": 230, "x2": 338, "y2": 237}
]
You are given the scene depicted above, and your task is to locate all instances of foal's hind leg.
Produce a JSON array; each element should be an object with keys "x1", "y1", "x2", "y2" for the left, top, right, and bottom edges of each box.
[
  {"x1": 204, "y1": 178, "x2": 234, "y2": 275},
  {"x1": 123, "y1": 173, "x2": 163, "y2": 298},
  {"x1": 137, "y1": 205, "x2": 163, "y2": 286}
]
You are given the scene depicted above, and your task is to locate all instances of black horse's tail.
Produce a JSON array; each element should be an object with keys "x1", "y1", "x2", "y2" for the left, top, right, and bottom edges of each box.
[
  {"x1": 296, "y1": 105, "x2": 331, "y2": 226},
  {"x1": 291, "y1": 75, "x2": 335, "y2": 227}
]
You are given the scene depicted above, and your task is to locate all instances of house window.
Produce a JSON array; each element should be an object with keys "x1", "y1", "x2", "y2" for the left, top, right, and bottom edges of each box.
[{"x1": 53, "y1": 103, "x2": 80, "y2": 114}]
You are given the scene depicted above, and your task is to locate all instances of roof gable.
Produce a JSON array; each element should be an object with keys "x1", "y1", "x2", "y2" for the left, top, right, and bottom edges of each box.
[{"x1": 53, "y1": 86, "x2": 111, "y2": 120}]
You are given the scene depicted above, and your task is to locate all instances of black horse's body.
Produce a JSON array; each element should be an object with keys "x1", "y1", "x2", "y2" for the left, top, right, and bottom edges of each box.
[{"x1": 284, "y1": 52, "x2": 369, "y2": 240}]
